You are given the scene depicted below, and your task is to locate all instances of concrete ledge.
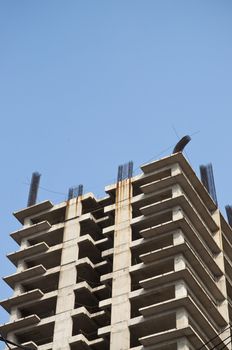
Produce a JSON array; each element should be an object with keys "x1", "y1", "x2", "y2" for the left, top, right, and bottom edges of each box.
[
  {"x1": 74, "y1": 281, "x2": 99, "y2": 307},
  {"x1": 139, "y1": 295, "x2": 227, "y2": 328},
  {"x1": 13, "y1": 201, "x2": 53, "y2": 224},
  {"x1": 102, "y1": 222, "x2": 116, "y2": 237},
  {"x1": 138, "y1": 323, "x2": 222, "y2": 349},
  {"x1": 221, "y1": 214, "x2": 232, "y2": 246},
  {"x1": 69, "y1": 334, "x2": 105, "y2": 350},
  {"x1": 130, "y1": 232, "x2": 173, "y2": 252},
  {"x1": 141, "y1": 172, "x2": 217, "y2": 232},
  {"x1": 95, "y1": 237, "x2": 111, "y2": 251},
  {"x1": 140, "y1": 220, "x2": 173, "y2": 239},
  {"x1": 140, "y1": 244, "x2": 177, "y2": 263},
  {"x1": 7, "y1": 242, "x2": 49, "y2": 266},
  {"x1": 139, "y1": 326, "x2": 193, "y2": 347},
  {"x1": 72, "y1": 307, "x2": 109, "y2": 329},
  {"x1": 104, "y1": 203, "x2": 116, "y2": 214},
  {"x1": 76, "y1": 258, "x2": 102, "y2": 283},
  {"x1": 99, "y1": 298, "x2": 112, "y2": 309},
  {"x1": 72, "y1": 307, "x2": 98, "y2": 332},
  {"x1": 79, "y1": 214, "x2": 101, "y2": 239},
  {"x1": 90, "y1": 310, "x2": 110, "y2": 327},
  {"x1": 11, "y1": 221, "x2": 51, "y2": 244},
  {"x1": 105, "y1": 183, "x2": 117, "y2": 195},
  {"x1": 37, "y1": 341, "x2": 53, "y2": 350},
  {"x1": 140, "y1": 267, "x2": 224, "y2": 305},
  {"x1": 94, "y1": 260, "x2": 110, "y2": 275},
  {"x1": 74, "y1": 280, "x2": 108, "y2": 301},
  {"x1": 140, "y1": 153, "x2": 217, "y2": 212},
  {"x1": 140, "y1": 215, "x2": 220, "y2": 256},
  {"x1": 130, "y1": 285, "x2": 175, "y2": 302},
  {"x1": 92, "y1": 284, "x2": 109, "y2": 300},
  {"x1": 81, "y1": 192, "x2": 98, "y2": 207},
  {"x1": 0, "y1": 289, "x2": 44, "y2": 312},
  {"x1": 97, "y1": 324, "x2": 111, "y2": 337},
  {"x1": 140, "y1": 194, "x2": 218, "y2": 234},
  {"x1": 101, "y1": 267, "x2": 126, "y2": 284},
  {"x1": 141, "y1": 174, "x2": 177, "y2": 194},
  {"x1": 131, "y1": 211, "x2": 175, "y2": 234},
  {"x1": 140, "y1": 242, "x2": 223, "y2": 292},
  {"x1": 79, "y1": 214, "x2": 99, "y2": 228},
  {"x1": 4, "y1": 265, "x2": 46, "y2": 288},
  {"x1": 222, "y1": 235, "x2": 232, "y2": 264},
  {"x1": 102, "y1": 248, "x2": 114, "y2": 258},
  {"x1": 10, "y1": 341, "x2": 37, "y2": 350},
  {"x1": 0, "y1": 314, "x2": 40, "y2": 334},
  {"x1": 78, "y1": 235, "x2": 102, "y2": 264},
  {"x1": 96, "y1": 215, "x2": 110, "y2": 227}
]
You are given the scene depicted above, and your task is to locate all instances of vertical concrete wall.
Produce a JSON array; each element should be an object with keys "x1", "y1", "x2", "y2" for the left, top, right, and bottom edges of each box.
[
  {"x1": 213, "y1": 209, "x2": 231, "y2": 350},
  {"x1": 53, "y1": 197, "x2": 82, "y2": 350},
  {"x1": 110, "y1": 179, "x2": 132, "y2": 350},
  {"x1": 172, "y1": 169, "x2": 195, "y2": 350}
]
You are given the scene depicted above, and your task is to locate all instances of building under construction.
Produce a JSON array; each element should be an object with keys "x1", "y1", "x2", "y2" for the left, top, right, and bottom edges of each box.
[{"x1": 1, "y1": 150, "x2": 232, "y2": 350}]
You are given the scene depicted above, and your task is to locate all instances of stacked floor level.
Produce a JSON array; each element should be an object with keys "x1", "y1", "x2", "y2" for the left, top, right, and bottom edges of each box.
[{"x1": 1, "y1": 153, "x2": 232, "y2": 350}]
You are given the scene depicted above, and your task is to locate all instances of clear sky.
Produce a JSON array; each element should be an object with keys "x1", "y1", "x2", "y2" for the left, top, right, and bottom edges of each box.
[{"x1": 0, "y1": 0, "x2": 232, "y2": 333}]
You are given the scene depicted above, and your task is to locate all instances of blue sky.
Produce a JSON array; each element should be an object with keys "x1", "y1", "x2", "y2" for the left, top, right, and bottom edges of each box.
[{"x1": 0, "y1": 0, "x2": 232, "y2": 331}]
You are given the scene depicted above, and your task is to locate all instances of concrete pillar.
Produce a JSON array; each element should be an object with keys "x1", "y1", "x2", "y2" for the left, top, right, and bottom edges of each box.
[
  {"x1": 174, "y1": 256, "x2": 190, "y2": 349},
  {"x1": 171, "y1": 163, "x2": 182, "y2": 177},
  {"x1": 172, "y1": 184, "x2": 183, "y2": 198},
  {"x1": 52, "y1": 197, "x2": 82, "y2": 350},
  {"x1": 174, "y1": 254, "x2": 188, "y2": 313},
  {"x1": 175, "y1": 281, "x2": 187, "y2": 299},
  {"x1": 173, "y1": 230, "x2": 185, "y2": 246},
  {"x1": 174, "y1": 254, "x2": 186, "y2": 272},
  {"x1": 110, "y1": 179, "x2": 132, "y2": 350},
  {"x1": 172, "y1": 183, "x2": 184, "y2": 225},
  {"x1": 173, "y1": 206, "x2": 184, "y2": 222},
  {"x1": 173, "y1": 230, "x2": 187, "y2": 301},
  {"x1": 176, "y1": 308, "x2": 188, "y2": 329},
  {"x1": 177, "y1": 337, "x2": 191, "y2": 350}
]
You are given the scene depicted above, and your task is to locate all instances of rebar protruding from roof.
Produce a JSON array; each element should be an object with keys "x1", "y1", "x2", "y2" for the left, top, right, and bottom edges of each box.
[
  {"x1": 68, "y1": 184, "x2": 83, "y2": 200},
  {"x1": 117, "y1": 161, "x2": 133, "y2": 182},
  {"x1": 200, "y1": 163, "x2": 218, "y2": 206},
  {"x1": 173, "y1": 135, "x2": 191, "y2": 154},
  {"x1": 225, "y1": 205, "x2": 232, "y2": 227},
  {"x1": 0, "y1": 334, "x2": 30, "y2": 350},
  {"x1": 27, "y1": 172, "x2": 41, "y2": 207}
]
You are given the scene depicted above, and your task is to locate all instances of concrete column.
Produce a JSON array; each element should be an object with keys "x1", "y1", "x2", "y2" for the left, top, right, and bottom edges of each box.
[
  {"x1": 177, "y1": 337, "x2": 191, "y2": 350},
  {"x1": 171, "y1": 163, "x2": 182, "y2": 177},
  {"x1": 110, "y1": 179, "x2": 132, "y2": 350},
  {"x1": 176, "y1": 307, "x2": 189, "y2": 350},
  {"x1": 174, "y1": 254, "x2": 186, "y2": 272},
  {"x1": 172, "y1": 184, "x2": 183, "y2": 198},
  {"x1": 173, "y1": 230, "x2": 185, "y2": 246},
  {"x1": 175, "y1": 281, "x2": 187, "y2": 299},
  {"x1": 174, "y1": 253, "x2": 188, "y2": 308},
  {"x1": 175, "y1": 256, "x2": 190, "y2": 349},
  {"x1": 173, "y1": 206, "x2": 184, "y2": 222},
  {"x1": 52, "y1": 197, "x2": 82, "y2": 350},
  {"x1": 176, "y1": 308, "x2": 188, "y2": 329}
]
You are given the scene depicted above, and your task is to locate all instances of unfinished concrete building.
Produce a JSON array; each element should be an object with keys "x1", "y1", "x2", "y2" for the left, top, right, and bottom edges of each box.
[{"x1": 1, "y1": 152, "x2": 232, "y2": 350}]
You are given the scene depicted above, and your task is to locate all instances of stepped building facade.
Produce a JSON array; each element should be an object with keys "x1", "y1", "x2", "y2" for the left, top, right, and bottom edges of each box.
[{"x1": 1, "y1": 152, "x2": 232, "y2": 350}]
